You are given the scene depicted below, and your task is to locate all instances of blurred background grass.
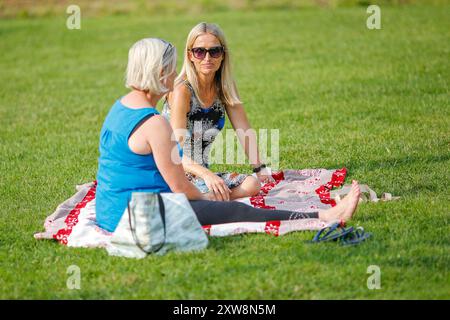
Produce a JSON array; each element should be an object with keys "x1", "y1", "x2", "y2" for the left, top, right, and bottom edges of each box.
[{"x1": 1, "y1": 0, "x2": 448, "y2": 18}]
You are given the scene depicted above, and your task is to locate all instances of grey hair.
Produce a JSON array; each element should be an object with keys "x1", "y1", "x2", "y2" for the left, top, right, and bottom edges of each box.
[{"x1": 125, "y1": 38, "x2": 177, "y2": 95}]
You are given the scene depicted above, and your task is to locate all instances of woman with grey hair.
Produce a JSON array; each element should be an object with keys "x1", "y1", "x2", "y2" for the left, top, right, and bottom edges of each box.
[{"x1": 95, "y1": 37, "x2": 362, "y2": 233}]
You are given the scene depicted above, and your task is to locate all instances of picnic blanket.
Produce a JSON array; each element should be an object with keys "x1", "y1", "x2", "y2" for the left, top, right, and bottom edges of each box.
[{"x1": 34, "y1": 167, "x2": 396, "y2": 248}]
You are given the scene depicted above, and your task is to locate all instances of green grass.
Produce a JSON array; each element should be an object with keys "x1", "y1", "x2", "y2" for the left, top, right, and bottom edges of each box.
[
  {"x1": 2, "y1": 1, "x2": 447, "y2": 18},
  {"x1": 0, "y1": 5, "x2": 449, "y2": 299}
]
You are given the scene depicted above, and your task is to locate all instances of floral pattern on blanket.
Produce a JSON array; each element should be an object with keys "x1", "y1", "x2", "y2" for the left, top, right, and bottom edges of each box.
[{"x1": 34, "y1": 167, "x2": 348, "y2": 247}]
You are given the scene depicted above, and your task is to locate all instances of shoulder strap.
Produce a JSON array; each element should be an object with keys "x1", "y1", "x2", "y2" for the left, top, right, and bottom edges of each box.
[
  {"x1": 183, "y1": 80, "x2": 194, "y2": 93},
  {"x1": 126, "y1": 109, "x2": 159, "y2": 140}
]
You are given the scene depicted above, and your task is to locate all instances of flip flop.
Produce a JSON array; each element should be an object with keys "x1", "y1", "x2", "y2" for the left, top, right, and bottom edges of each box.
[
  {"x1": 340, "y1": 227, "x2": 372, "y2": 246},
  {"x1": 311, "y1": 222, "x2": 354, "y2": 243}
]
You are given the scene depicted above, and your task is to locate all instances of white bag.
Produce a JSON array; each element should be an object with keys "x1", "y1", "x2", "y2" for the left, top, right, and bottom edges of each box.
[{"x1": 106, "y1": 192, "x2": 209, "y2": 259}]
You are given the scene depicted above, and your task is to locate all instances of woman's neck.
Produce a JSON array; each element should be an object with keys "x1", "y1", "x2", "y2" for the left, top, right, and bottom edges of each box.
[
  {"x1": 197, "y1": 73, "x2": 216, "y2": 93},
  {"x1": 132, "y1": 89, "x2": 162, "y2": 108}
]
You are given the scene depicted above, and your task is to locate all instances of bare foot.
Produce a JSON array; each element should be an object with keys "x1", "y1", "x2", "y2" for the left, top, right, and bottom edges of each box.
[
  {"x1": 340, "y1": 180, "x2": 361, "y2": 221},
  {"x1": 318, "y1": 180, "x2": 361, "y2": 222}
]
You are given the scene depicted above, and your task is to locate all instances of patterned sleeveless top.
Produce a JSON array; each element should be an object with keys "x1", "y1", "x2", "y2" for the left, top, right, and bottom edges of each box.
[
  {"x1": 162, "y1": 81, "x2": 248, "y2": 193},
  {"x1": 162, "y1": 81, "x2": 226, "y2": 168}
]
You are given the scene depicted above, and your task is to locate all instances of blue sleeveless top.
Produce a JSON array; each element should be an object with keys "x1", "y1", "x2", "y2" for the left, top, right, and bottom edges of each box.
[{"x1": 96, "y1": 99, "x2": 181, "y2": 232}]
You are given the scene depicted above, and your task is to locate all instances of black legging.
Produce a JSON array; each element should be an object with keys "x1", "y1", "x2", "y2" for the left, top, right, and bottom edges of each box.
[{"x1": 189, "y1": 200, "x2": 319, "y2": 225}]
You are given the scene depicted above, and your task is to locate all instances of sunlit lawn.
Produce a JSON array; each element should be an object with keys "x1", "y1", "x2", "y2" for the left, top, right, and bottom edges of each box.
[{"x1": 0, "y1": 5, "x2": 449, "y2": 299}]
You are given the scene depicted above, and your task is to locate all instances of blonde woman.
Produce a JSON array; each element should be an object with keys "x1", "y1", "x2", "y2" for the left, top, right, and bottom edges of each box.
[{"x1": 163, "y1": 22, "x2": 274, "y2": 201}]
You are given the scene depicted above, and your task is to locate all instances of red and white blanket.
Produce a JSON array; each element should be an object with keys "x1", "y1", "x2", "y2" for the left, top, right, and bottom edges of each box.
[{"x1": 34, "y1": 168, "x2": 349, "y2": 248}]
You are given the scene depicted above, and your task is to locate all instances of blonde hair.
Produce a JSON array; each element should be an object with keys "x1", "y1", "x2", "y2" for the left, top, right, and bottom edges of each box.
[
  {"x1": 125, "y1": 38, "x2": 177, "y2": 95},
  {"x1": 175, "y1": 22, "x2": 242, "y2": 107}
]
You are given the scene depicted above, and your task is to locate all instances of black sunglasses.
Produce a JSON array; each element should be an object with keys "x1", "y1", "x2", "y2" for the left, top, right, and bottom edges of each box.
[{"x1": 190, "y1": 46, "x2": 224, "y2": 59}]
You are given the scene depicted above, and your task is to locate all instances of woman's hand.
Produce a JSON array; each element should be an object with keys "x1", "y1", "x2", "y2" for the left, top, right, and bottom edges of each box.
[
  {"x1": 202, "y1": 172, "x2": 231, "y2": 201},
  {"x1": 256, "y1": 167, "x2": 275, "y2": 184},
  {"x1": 201, "y1": 191, "x2": 218, "y2": 201}
]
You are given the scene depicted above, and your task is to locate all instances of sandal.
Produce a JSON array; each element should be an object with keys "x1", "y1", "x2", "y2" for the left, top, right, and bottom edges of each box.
[
  {"x1": 341, "y1": 226, "x2": 372, "y2": 246},
  {"x1": 311, "y1": 222, "x2": 354, "y2": 243}
]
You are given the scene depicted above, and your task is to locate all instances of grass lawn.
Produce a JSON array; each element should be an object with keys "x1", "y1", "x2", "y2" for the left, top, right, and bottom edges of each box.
[{"x1": 0, "y1": 4, "x2": 449, "y2": 299}]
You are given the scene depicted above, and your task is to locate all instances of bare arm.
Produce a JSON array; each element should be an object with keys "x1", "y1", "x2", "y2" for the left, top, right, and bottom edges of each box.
[
  {"x1": 168, "y1": 85, "x2": 212, "y2": 177},
  {"x1": 143, "y1": 115, "x2": 207, "y2": 200},
  {"x1": 226, "y1": 103, "x2": 274, "y2": 183},
  {"x1": 226, "y1": 103, "x2": 262, "y2": 167},
  {"x1": 167, "y1": 84, "x2": 190, "y2": 146}
]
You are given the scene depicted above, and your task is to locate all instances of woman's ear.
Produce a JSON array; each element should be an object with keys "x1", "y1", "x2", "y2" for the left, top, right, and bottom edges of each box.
[{"x1": 188, "y1": 50, "x2": 194, "y2": 63}]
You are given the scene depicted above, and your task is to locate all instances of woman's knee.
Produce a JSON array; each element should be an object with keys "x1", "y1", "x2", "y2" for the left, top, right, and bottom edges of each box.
[{"x1": 242, "y1": 176, "x2": 261, "y2": 196}]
